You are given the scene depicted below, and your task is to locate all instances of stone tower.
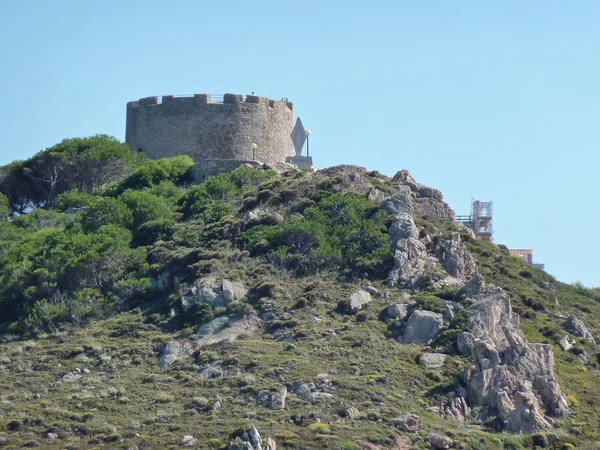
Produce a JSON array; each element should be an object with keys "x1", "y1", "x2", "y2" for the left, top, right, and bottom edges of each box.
[{"x1": 125, "y1": 93, "x2": 296, "y2": 169}]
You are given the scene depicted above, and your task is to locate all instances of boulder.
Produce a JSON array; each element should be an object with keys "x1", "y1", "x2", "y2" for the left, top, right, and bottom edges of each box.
[
  {"x1": 434, "y1": 232, "x2": 478, "y2": 280},
  {"x1": 182, "y1": 277, "x2": 245, "y2": 313},
  {"x1": 366, "y1": 187, "x2": 385, "y2": 203},
  {"x1": 348, "y1": 290, "x2": 372, "y2": 313},
  {"x1": 399, "y1": 310, "x2": 444, "y2": 344},
  {"x1": 558, "y1": 335, "x2": 574, "y2": 351},
  {"x1": 182, "y1": 435, "x2": 197, "y2": 447},
  {"x1": 228, "y1": 426, "x2": 276, "y2": 450},
  {"x1": 363, "y1": 285, "x2": 379, "y2": 297},
  {"x1": 414, "y1": 197, "x2": 456, "y2": 222},
  {"x1": 291, "y1": 382, "x2": 315, "y2": 401},
  {"x1": 61, "y1": 371, "x2": 82, "y2": 383},
  {"x1": 381, "y1": 187, "x2": 413, "y2": 216},
  {"x1": 564, "y1": 314, "x2": 596, "y2": 344},
  {"x1": 426, "y1": 432, "x2": 453, "y2": 449},
  {"x1": 418, "y1": 353, "x2": 447, "y2": 369},
  {"x1": 158, "y1": 340, "x2": 193, "y2": 368},
  {"x1": 457, "y1": 332, "x2": 476, "y2": 355},
  {"x1": 345, "y1": 406, "x2": 360, "y2": 419},
  {"x1": 256, "y1": 385, "x2": 287, "y2": 410},
  {"x1": 393, "y1": 413, "x2": 420, "y2": 432},
  {"x1": 197, "y1": 314, "x2": 262, "y2": 348},
  {"x1": 391, "y1": 169, "x2": 416, "y2": 184},
  {"x1": 222, "y1": 279, "x2": 246, "y2": 303},
  {"x1": 386, "y1": 303, "x2": 410, "y2": 320}
]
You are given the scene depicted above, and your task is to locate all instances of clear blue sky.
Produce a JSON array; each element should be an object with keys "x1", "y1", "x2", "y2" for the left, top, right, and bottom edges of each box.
[{"x1": 1, "y1": 1, "x2": 598, "y2": 286}]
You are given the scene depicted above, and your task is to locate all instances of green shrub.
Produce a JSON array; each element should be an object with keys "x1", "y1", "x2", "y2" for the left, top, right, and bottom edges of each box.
[
  {"x1": 0, "y1": 193, "x2": 9, "y2": 219},
  {"x1": 412, "y1": 293, "x2": 446, "y2": 314},
  {"x1": 82, "y1": 197, "x2": 133, "y2": 231},
  {"x1": 113, "y1": 155, "x2": 193, "y2": 193},
  {"x1": 55, "y1": 190, "x2": 95, "y2": 211},
  {"x1": 184, "y1": 303, "x2": 214, "y2": 327},
  {"x1": 134, "y1": 218, "x2": 177, "y2": 246},
  {"x1": 308, "y1": 423, "x2": 330, "y2": 434},
  {"x1": 239, "y1": 192, "x2": 391, "y2": 276},
  {"x1": 119, "y1": 189, "x2": 171, "y2": 229}
]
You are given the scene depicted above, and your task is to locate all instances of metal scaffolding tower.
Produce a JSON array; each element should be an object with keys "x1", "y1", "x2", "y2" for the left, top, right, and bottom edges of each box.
[{"x1": 456, "y1": 199, "x2": 493, "y2": 241}]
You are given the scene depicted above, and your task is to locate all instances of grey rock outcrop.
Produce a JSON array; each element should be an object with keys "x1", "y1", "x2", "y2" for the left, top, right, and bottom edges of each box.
[
  {"x1": 181, "y1": 277, "x2": 246, "y2": 312},
  {"x1": 366, "y1": 187, "x2": 385, "y2": 203},
  {"x1": 61, "y1": 371, "x2": 83, "y2": 383},
  {"x1": 443, "y1": 394, "x2": 470, "y2": 422},
  {"x1": 464, "y1": 284, "x2": 569, "y2": 433},
  {"x1": 434, "y1": 232, "x2": 478, "y2": 279},
  {"x1": 197, "y1": 313, "x2": 261, "y2": 348},
  {"x1": 159, "y1": 340, "x2": 193, "y2": 368},
  {"x1": 564, "y1": 314, "x2": 596, "y2": 344},
  {"x1": 426, "y1": 432, "x2": 453, "y2": 449},
  {"x1": 558, "y1": 335, "x2": 574, "y2": 351},
  {"x1": 393, "y1": 413, "x2": 420, "y2": 432},
  {"x1": 348, "y1": 290, "x2": 372, "y2": 313},
  {"x1": 386, "y1": 303, "x2": 410, "y2": 320},
  {"x1": 228, "y1": 426, "x2": 276, "y2": 450},
  {"x1": 182, "y1": 435, "x2": 197, "y2": 447},
  {"x1": 391, "y1": 170, "x2": 455, "y2": 222},
  {"x1": 384, "y1": 188, "x2": 439, "y2": 288},
  {"x1": 256, "y1": 385, "x2": 287, "y2": 410},
  {"x1": 399, "y1": 310, "x2": 444, "y2": 344},
  {"x1": 456, "y1": 332, "x2": 476, "y2": 355},
  {"x1": 418, "y1": 353, "x2": 446, "y2": 369}
]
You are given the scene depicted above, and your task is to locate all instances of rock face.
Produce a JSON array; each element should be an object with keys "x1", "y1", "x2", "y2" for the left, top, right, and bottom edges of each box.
[
  {"x1": 434, "y1": 232, "x2": 478, "y2": 279},
  {"x1": 256, "y1": 385, "x2": 287, "y2": 410},
  {"x1": 418, "y1": 353, "x2": 446, "y2": 369},
  {"x1": 159, "y1": 340, "x2": 194, "y2": 368},
  {"x1": 383, "y1": 188, "x2": 438, "y2": 288},
  {"x1": 426, "y1": 432, "x2": 453, "y2": 449},
  {"x1": 558, "y1": 335, "x2": 574, "y2": 351},
  {"x1": 564, "y1": 314, "x2": 596, "y2": 344},
  {"x1": 181, "y1": 277, "x2": 246, "y2": 312},
  {"x1": 196, "y1": 313, "x2": 262, "y2": 348},
  {"x1": 386, "y1": 303, "x2": 410, "y2": 320},
  {"x1": 399, "y1": 310, "x2": 444, "y2": 344},
  {"x1": 464, "y1": 284, "x2": 569, "y2": 433},
  {"x1": 393, "y1": 413, "x2": 420, "y2": 432},
  {"x1": 348, "y1": 290, "x2": 372, "y2": 313},
  {"x1": 457, "y1": 332, "x2": 476, "y2": 355},
  {"x1": 228, "y1": 426, "x2": 276, "y2": 450},
  {"x1": 391, "y1": 169, "x2": 456, "y2": 222}
]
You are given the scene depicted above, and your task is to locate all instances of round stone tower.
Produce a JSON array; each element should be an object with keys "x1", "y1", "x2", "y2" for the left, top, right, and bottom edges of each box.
[{"x1": 125, "y1": 93, "x2": 295, "y2": 166}]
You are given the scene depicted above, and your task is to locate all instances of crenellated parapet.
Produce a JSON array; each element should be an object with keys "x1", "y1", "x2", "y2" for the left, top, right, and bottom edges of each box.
[{"x1": 125, "y1": 93, "x2": 295, "y2": 164}]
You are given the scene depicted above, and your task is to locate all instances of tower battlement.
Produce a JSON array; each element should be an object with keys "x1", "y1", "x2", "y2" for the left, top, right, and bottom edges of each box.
[{"x1": 125, "y1": 93, "x2": 295, "y2": 165}]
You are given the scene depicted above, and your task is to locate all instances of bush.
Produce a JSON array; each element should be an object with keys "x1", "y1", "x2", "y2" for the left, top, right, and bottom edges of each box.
[
  {"x1": 0, "y1": 193, "x2": 9, "y2": 219},
  {"x1": 0, "y1": 224, "x2": 148, "y2": 329},
  {"x1": 184, "y1": 303, "x2": 214, "y2": 327},
  {"x1": 412, "y1": 293, "x2": 446, "y2": 314},
  {"x1": 308, "y1": 423, "x2": 330, "y2": 434},
  {"x1": 119, "y1": 189, "x2": 171, "y2": 229},
  {"x1": 133, "y1": 218, "x2": 177, "y2": 246},
  {"x1": 114, "y1": 155, "x2": 193, "y2": 193},
  {"x1": 55, "y1": 190, "x2": 95, "y2": 211},
  {"x1": 239, "y1": 192, "x2": 391, "y2": 276},
  {"x1": 565, "y1": 395, "x2": 579, "y2": 406},
  {"x1": 82, "y1": 197, "x2": 133, "y2": 232}
]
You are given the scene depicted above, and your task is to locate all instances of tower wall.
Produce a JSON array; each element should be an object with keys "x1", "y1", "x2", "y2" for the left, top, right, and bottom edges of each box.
[{"x1": 125, "y1": 93, "x2": 295, "y2": 165}]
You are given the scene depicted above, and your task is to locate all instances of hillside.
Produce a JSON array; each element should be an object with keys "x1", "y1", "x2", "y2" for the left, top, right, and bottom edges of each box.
[{"x1": 1, "y1": 137, "x2": 600, "y2": 450}]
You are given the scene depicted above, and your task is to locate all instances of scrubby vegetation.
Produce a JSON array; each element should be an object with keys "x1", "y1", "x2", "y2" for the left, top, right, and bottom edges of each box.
[{"x1": 0, "y1": 136, "x2": 599, "y2": 449}]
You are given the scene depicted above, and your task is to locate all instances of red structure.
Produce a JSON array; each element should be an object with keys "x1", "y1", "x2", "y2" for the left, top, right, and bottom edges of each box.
[{"x1": 509, "y1": 249, "x2": 533, "y2": 264}]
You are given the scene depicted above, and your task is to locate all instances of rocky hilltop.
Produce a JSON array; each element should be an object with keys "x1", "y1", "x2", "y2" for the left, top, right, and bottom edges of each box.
[{"x1": 0, "y1": 138, "x2": 599, "y2": 449}]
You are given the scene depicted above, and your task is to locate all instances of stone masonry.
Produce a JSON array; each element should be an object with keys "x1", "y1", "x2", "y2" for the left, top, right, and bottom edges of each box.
[{"x1": 126, "y1": 93, "x2": 295, "y2": 166}]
